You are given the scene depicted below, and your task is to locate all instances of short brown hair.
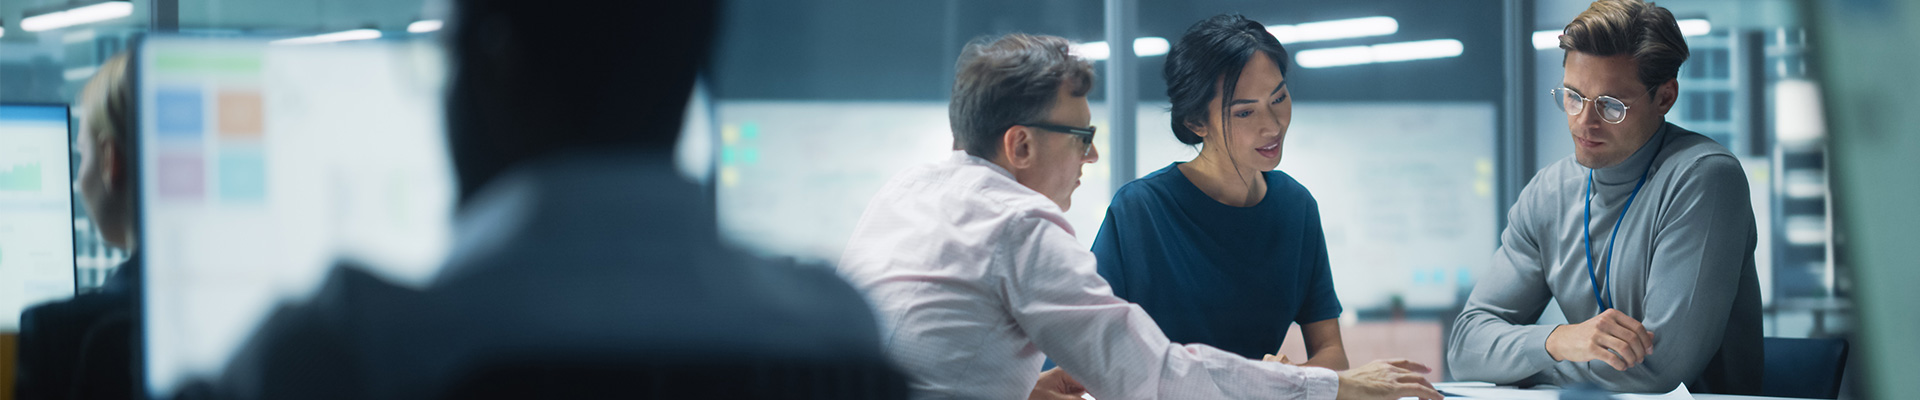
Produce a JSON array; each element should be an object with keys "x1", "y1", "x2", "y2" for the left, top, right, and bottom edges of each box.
[
  {"x1": 949, "y1": 33, "x2": 1095, "y2": 161},
  {"x1": 1558, "y1": 0, "x2": 1689, "y2": 92}
]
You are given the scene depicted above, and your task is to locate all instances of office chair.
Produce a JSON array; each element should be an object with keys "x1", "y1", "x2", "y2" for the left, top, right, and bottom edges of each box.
[
  {"x1": 1760, "y1": 337, "x2": 1849, "y2": 399},
  {"x1": 439, "y1": 357, "x2": 909, "y2": 400}
]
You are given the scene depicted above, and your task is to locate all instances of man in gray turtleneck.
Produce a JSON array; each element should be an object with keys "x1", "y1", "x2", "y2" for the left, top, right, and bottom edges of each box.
[{"x1": 1446, "y1": 0, "x2": 1761, "y2": 395}]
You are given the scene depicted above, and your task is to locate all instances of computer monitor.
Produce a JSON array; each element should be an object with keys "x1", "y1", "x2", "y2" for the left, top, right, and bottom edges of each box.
[
  {"x1": 0, "y1": 104, "x2": 76, "y2": 331},
  {"x1": 134, "y1": 36, "x2": 456, "y2": 396}
]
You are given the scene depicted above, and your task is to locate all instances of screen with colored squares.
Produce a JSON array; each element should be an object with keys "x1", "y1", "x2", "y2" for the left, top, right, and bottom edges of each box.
[{"x1": 136, "y1": 36, "x2": 456, "y2": 396}]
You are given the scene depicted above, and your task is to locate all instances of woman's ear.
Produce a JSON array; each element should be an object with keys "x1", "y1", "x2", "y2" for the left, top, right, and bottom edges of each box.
[
  {"x1": 99, "y1": 137, "x2": 121, "y2": 190},
  {"x1": 1183, "y1": 117, "x2": 1210, "y2": 140},
  {"x1": 1000, "y1": 125, "x2": 1036, "y2": 169}
]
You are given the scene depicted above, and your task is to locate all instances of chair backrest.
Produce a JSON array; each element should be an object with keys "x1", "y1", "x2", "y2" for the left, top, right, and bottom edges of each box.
[
  {"x1": 438, "y1": 358, "x2": 910, "y2": 400},
  {"x1": 1761, "y1": 337, "x2": 1849, "y2": 399}
]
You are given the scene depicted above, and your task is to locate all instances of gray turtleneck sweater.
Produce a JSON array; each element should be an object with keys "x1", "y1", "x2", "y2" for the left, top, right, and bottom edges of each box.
[{"x1": 1447, "y1": 122, "x2": 1762, "y2": 394}]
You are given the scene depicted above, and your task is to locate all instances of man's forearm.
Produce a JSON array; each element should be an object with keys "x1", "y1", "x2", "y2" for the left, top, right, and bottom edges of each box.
[{"x1": 1446, "y1": 309, "x2": 1560, "y2": 384}]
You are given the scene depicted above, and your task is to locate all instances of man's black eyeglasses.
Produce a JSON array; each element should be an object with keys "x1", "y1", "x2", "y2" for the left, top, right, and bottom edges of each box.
[{"x1": 1019, "y1": 123, "x2": 1097, "y2": 156}]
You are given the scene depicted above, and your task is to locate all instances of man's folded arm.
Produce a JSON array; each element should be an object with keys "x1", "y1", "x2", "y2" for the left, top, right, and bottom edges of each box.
[
  {"x1": 1447, "y1": 200, "x2": 1561, "y2": 384},
  {"x1": 1537, "y1": 156, "x2": 1754, "y2": 393}
]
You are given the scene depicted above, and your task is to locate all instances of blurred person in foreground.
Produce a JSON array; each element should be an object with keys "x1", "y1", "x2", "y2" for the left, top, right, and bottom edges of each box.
[
  {"x1": 835, "y1": 32, "x2": 1438, "y2": 400},
  {"x1": 16, "y1": 52, "x2": 138, "y2": 400},
  {"x1": 173, "y1": 0, "x2": 902, "y2": 398},
  {"x1": 1447, "y1": 0, "x2": 1761, "y2": 394}
]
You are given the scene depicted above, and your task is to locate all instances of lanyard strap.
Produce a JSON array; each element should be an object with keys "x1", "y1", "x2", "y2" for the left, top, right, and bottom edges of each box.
[{"x1": 1584, "y1": 167, "x2": 1649, "y2": 311}]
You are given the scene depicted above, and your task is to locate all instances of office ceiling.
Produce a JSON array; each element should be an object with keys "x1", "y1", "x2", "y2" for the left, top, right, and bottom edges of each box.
[
  {"x1": 0, "y1": 0, "x2": 432, "y2": 39},
  {"x1": 711, "y1": 0, "x2": 1506, "y2": 102},
  {"x1": 0, "y1": 0, "x2": 1805, "y2": 104}
]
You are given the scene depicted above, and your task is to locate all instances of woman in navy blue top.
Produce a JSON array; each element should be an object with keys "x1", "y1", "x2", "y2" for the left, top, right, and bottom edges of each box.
[{"x1": 1092, "y1": 14, "x2": 1347, "y2": 368}]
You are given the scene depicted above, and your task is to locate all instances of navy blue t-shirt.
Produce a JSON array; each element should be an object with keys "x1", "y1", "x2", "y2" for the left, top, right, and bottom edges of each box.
[{"x1": 1092, "y1": 163, "x2": 1342, "y2": 359}]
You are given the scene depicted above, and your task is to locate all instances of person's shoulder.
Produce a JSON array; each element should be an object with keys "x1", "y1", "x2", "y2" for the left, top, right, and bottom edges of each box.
[
  {"x1": 883, "y1": 156, "x2": 1020, "y2": 210},
  {"x1": 1262, "y1": 169, "x2": 1311, "y2": 197},
  {"x1": 1257, "y1": 169, "x2": 1332, "y2": 214},
  {"x1": 967, "y1": 169, "x2": 1064, "y2": 221},
  {"x1": 181, "y1": 263, "x2": 411, "y2": 400},
  {"x1": 1501, "y1": 154, "x2": 1582, "y2": 232},
  {"x1": 882, "y1": 154, "x2": 1075, "y2": 237},
  {"x1": 754, "y1": 259, "x2": 884, "y2": 337},
  {"x1": 1656, "y1": 124, "x2": 1747, "y2": 183},
  {"x1": 1131, "y1": 163, "x2": 1183, "y2": 186},
  {"x1": 277, "y1": 262, "x2": 420, "y2": 332},
  {"x1": 1537, "y1": 153, "x2": 1586, "y2": 182},
  {"x1": 892, "y1": 154, "x2": 996, "y2": 189},
  {"x1": 1520, "y1": 155, "x2": 1583, "y2": 198},
  {"x1": 657, "y1": 254, "x2": 888, "y2": 362},
  {"x1": 1661, "y1": 123, "x2": 1733, "y2": 155},
  {"x1": 1110, "y1": 164, "x2": 1183, "y2": 206},
  {"x1": 245, "y1": 262, "x2": 421, "y2": 343},
  {"x1": 875, "y1": 158, "x2": 948, "y2": 188},
  {"x1": 1661, "y1": 124, "x2": 1738, "y2": 162},
  {"x1": 753, "y1": 258, "x2": 873, "y2": 311}
]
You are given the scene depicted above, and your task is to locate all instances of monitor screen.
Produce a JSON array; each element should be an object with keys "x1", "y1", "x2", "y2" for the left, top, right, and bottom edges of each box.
[
  {"x1": 0, "y1": 104, "x2": 76, "y2": 331},
  {"x1": 135, "y1": 36, "x2": 456, "y2": 396}
]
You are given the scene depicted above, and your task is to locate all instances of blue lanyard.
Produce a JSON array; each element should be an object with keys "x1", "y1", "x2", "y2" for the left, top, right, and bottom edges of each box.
[{"x1": 1584, "y1": 167, "x2": 1649, "y2": 311}]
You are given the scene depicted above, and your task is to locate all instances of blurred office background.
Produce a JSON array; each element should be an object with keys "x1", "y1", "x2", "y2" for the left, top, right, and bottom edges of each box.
[{"x1": 1, "y1": 0, "x2": 1912, "y2": 396}]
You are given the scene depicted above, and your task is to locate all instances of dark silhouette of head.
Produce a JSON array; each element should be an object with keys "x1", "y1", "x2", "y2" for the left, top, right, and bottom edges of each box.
[{"x1": 443, "y1": 0, "x2": 718, "y2": 202}]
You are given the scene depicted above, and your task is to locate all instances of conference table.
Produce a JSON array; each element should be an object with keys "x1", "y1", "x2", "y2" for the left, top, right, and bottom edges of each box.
[
  {"x1": 1435, "y1": 383, "x2": 1820, "y2": 400},
  {"x1": 1072, "y1": 385, "x2": 1822, "y2": 400},
  {"x1": 1695, "y1": 396, "x2": 1820, "y2": 400}
]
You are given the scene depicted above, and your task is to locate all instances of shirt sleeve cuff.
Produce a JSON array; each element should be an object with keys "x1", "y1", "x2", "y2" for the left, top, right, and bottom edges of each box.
[
  {"x1": 1301, "y1": 365, "x2": 1340, "y2": 400},
  {"x1": 1524, "y1": 323, "x2": 1561, "y2": 368}
]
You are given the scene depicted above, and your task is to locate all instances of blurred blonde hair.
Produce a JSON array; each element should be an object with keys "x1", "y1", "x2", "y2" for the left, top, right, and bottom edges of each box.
[{"x1": 78, "y1": 52, "x2": 133, "y2": 148}]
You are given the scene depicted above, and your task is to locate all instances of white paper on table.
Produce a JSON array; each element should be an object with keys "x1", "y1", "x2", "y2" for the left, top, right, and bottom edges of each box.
[
  {"x1": 1438, "y1": 384, "x2": 1694, "y2": 400},
  {"x1": 1436, "y1": 382, "x2": 1499, "y2": 389},
  {"x1": 1438, "y1": 387, "x2": 1563, "y2": 400},
  {"x1": 1616, "y1": 384, "x2": 1694, "y2": 400}
]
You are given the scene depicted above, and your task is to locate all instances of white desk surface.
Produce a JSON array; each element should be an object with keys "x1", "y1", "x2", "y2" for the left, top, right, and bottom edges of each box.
[
  {"x1": 1694, "y1": 395, "x2": 1820, "y2": 400},
  {"x1": 1436, "y1": 385, "x2": 1819, "y2": 400}
]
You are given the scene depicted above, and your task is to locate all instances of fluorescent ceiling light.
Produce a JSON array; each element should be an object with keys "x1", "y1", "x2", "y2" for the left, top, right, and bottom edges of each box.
[
  {"x1": 1677, "y1": 19, "x2": 1711, "y2": 36},
  {"x1": 408, "y1": 20, "x2": 443, "y2": 33},
  {"x1": 1266, "y1": 16, "x2": 1397, "y2": 44},
  {"x1": 1372, "y1": 39, "x2": 1465, "y2": 63},
  {"x1": 1533, "y1": 30, "x2": 1561, "y2": 50},
  {"x1": 1296, "y1": 46, "x2": 1374, "y2": 69},
  {"x1": 1133, "y1": 37, "x2": 1169, "y2": 57},
  {"x1": 1296, "y1": 39, "x2": 1463, "y2": 68},
  {"x1": 21, "y1": 1, "x2": 133, "y2": 32},
  {"x1": 1534, "y1": 19, "x2": 1712, "y2": 50},
  {"x1": 1070, "y1": 42, "x2": 1109, "y2": 61},
  {"x1": 1072, "y1": 37, "x2": 1170, "y2": 61},
  {"x1": 272, "y1": 29, "x2": 383, "y2": 45}
]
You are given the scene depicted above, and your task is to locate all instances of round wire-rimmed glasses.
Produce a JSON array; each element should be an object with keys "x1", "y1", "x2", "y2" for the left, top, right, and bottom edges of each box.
[{"x1": 1550, "y1": 86, "x2": 1653, "y2": 124}]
